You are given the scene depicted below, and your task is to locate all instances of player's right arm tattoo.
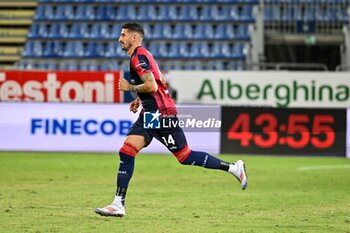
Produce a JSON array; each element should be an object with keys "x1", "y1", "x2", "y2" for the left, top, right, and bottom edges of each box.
[{"x1": 129, "y1": 73, "x2": 158, "y2": 93}]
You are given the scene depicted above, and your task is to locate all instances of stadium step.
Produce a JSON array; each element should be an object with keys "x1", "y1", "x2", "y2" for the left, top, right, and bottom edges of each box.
[{"x1": 0, "y1": 0, "x2": 37, "y2": 68}]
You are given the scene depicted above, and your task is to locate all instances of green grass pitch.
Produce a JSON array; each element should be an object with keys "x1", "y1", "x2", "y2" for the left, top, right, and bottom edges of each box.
[{"x1": 0, "y1": 152, "x2": 349, "y2": 233}]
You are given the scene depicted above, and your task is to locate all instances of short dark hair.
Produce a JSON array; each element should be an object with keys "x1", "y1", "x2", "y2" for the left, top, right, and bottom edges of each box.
[{"x1": 121, "y1": 22, "x2": 145, "y2": 38}]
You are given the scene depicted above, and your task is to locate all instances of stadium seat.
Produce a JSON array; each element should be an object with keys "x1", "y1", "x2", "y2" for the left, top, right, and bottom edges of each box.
[
  {"x1": 53, "y1": 42, "x2": 65, "y2": 57},
  {"x1": 168, "y1": 43, "x2": 180, "y2": 58},
  {"x1": 28, "y1": 24, "x2": 40, "y2": 38},
  {"x1": 75, "y1": 5, "x2": 95, "y2": 20},
  {"x1": 214, "y1": 24, "x2": 226, "y2": 39},
  {"x1": 198, "y1": 42, "x2": 210, "y2": 58},
  {"x1": 161, "y1": 5, "x2": 177, "y2": 20},
  {"x1": 211, "y1": 42, "x2": 229, "y2": 58},
  {"x1": 173, "y1": 24, "x2": 184, "y2": 39},
  {"x1": 236, "y1": 25, "x2": 249, "y2": 40},
  {"x1": 22, "y1": 41, "x2": 35, "y2": 57},
  {"x1": 152, "y1": 24, "x2": 164, "y2": 39},
  {"x1": 225, "y1": 24, "x2": 236, "y2": 39},
  {"x1": 179, "y1": 6, "x2": 198, "y2": 20},
  {"x1": 85, "y1": 42, "x2": 98, "y2": 57},
  {"x1": 227, "y1": 6, "x2": 240, "y2": 20},
  {"x1": 79, "y1": 60, "x2": 98, "y2": 71},
  {"x1": 189, "y1": 43, "x2": 200, "y2": 58},
  {"x1": 232, "y1": 43, "x2": 245, "y2": 58},
  {"x1": 48, "y1": 23, "x2": 69, "y2": 38},
  {"x1": 54, "y1": 5, "x2": 74, "y2": 20},
  {"x1": 100, "y1": 60, "x2": 119, "y2": 70},
  {"x1": 91, "y1": 23, "x2": 110, "y2": 39},
  {"x1": 163, "y1": 23, "x2": 174, "y2": 39},
  {"x1": 110, "y1": 24, "x2": 121, "y2": 38},
  {"x1": 138, "y1": 5, "x2": 157, "y2": 20},
  {"x1": 58, "y1": 61, "x2": 78, "y2": 71},
  {"x1": 69, "y1": 23, "x2": 90, "y2": 39},
  {"x1": 34, "y1": 5, "x2": 54, "y2": 20},
  {"x1": 240, "y1": 6, "x2": 254, "y2": 21},
  {"x1": 37, "y1": 23, "x2": 49, "y2": 38},
  {"x1": 105, "y1": 42, "x2": 118, "y2": 57},
  {"x1": 63, "y1": 41, "x2": 84, "y2": 57}
]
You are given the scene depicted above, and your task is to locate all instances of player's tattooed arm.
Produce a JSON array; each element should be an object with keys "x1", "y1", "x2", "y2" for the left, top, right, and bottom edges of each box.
[{"x1": 128, "y1": 73, "x2": 158, "y2": 93}]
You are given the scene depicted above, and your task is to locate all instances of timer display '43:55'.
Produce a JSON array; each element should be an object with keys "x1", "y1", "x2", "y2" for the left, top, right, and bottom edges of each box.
[
  {"x1": 227, "y1": 113, "x2": 335, "y2": 149},
  {"x1": 221, "y1": 107, "x2": 346, "y2": 155}
]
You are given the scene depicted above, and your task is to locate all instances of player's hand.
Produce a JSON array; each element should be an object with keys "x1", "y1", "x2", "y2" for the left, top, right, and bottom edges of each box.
[
  {"x1": 118, "y1": 78, "x2": 130, "y2": 91},
  {"x1": 129, "y1": 98, "x2": 141, "y2": 113}
]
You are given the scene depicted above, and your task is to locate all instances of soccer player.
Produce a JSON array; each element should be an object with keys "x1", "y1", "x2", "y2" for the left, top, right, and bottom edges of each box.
[{"x1": 95, "y1": 22, "x2": 248, "y2": 217}]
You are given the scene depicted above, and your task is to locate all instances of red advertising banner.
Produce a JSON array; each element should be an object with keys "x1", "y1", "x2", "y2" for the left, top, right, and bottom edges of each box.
[{"x1": 0, "y1": 70, "x2": 122, "y2": 103}]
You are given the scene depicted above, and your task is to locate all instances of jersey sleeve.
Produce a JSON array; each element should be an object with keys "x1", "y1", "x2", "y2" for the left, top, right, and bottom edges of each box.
[{"x1": 131, "y1": 54, "x2": 153, "y2": 78}]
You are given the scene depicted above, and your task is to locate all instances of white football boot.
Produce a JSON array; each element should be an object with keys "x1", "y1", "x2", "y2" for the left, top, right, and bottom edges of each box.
[
  {"x1": 95, "y1": 196, "x2": 125, "y2": 217},
  {"x1": 229, "y1": 160, "x2": 248, "y2": 190}
]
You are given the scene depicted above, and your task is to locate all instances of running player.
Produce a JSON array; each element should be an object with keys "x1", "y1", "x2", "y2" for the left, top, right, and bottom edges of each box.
[{"x1": 95, "y1": 22, "x2": 247, "y2": 217}]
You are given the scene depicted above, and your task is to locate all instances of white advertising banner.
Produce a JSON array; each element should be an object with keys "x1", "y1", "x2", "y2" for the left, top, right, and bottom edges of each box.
[
  {"x1": 347, "y1": 109, "x2": 350, "y2": 158},
  {"x1": 0, "y1": 103, "x2": 220, "y2": 154},
  {"x1": 167, "y1": 71, "x2": 350, "y2": 108}
]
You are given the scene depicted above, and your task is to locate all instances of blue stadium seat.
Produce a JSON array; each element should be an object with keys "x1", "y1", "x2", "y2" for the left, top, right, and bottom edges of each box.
[
  {"x1": 232, "y1": 43, "x2": 245, "y2": 58},
  {"x1": 179, "y1": 6, "x2": 198, "y2": 20},
  {"x1": 75, "y1": 5, "x2": 95, "y2": 20},
  {"x1": 236, "y1": 25, "x2": 249, "y2": 40},
  {"x1": 100, "y1": 61, "x2": 119, "y2": 71},
  {"x1": 69, "y1": 23, "x2": 90, "y2": 38},
  {"x1": 225, "y1": 24, "x2": 236, "y2": 39},
  {"x1": 28, "y1": 24, "x2": 40, "y2": 38},
  {"x1": 43, "y1": 41, "x2": 63, "y2": 57},
  {"x1": 206, "y1": 61, "x2": 225, "y2": 70},
  {"x1": 199, "y1": 6, "x2": 211, "y2": 20},
  {"x1": 141, "y1": 24, "x2": 151, "y2": 38},
  {"x1": 214, "y1": 24, "x2": 226, "y2": 39},
  {"x1": 182, "y1": 24, "x2": 194, "y2": 39},
  {"x1": 110, "y1": 24, "x2": 121, "y2": 38},
  {"x1": 189, "y1": 43, "x2": 200, "y2": 58},
  {"x1": 211, "y1": 42, "x2": 229, "y2": 58},
  {"x1": 91, "y1": 23, "x2": 110, "y2": 39},
  {"x1": 48, "y1": 23, "x2": 69, "y2": 38},
  {"x1": 64, "y1": 41, "x2": 84, "y2": 57},
  {"x1": 54, "y1": 5, "x2": 74, "y2": 20},
  {"x1": 173, "y1": 24, "x2": 184, "y2": 39},
  {"x1": 198, "y1": 42, "x2": 210, "y2": 58},
  {"x1": 85, "y1": 42, "x2": 97, "y2": 57},
  {"x1": 149, "y1": 43, "x2": 160, "y2": 57},
  {"x1": 162, "y1": 24, "x2": 173, "y2": 39},
  {"x1": 23, "y1": 41, "x2": 35, "y2": 57},
  {"x1": 240, "y1": 6, "x2": 254, "y2": 21},
  {"x1": 226, "y1": 6, "x2": 240, "y2": 20},
  {"x1": 203, "y1": 24, "x2": 214, "y2": 38},
  {"x1": 105, "y1": 42, "x2": 118, "y2": 57},
  {"x1": 158, "y1": 5, "x2": 177, "y2": 20},
  {"x1": 138, "y1": 5, "x2": 158, "y2": 20},
  {"x1": 34, "y1": 5, "x2": 54, "y2": 20},
  {"x1": 152, "y1": 24, "x2": 164, "y2": 39},
  {"x1": 79, "y1": 60, "x2": 98, "y2": 71},
  {"x1": 168, "y1": 43, "x2": 180, "y2": 58},
  {"x1": 58, "y1": 61, "x2": 78, "y2": 71}
]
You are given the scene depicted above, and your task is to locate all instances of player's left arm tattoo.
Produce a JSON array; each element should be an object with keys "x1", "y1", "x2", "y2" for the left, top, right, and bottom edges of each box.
[{"x1": 129, "y1": 73, "x2": 158, "y2": 93}]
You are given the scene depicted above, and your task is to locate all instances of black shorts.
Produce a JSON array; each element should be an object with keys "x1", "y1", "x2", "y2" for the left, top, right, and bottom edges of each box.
[{"x1": 127, "y1": 115, "x2": 188, "y2": 153}]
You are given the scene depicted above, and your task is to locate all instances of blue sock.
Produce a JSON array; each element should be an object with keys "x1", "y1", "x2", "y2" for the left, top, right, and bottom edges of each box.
[
  {"x1": 116, "y1": 152, "x2": 135, "y2": 204},
  {"x1": 181, "y1": 150, "x2": 228, "y2": 170}
]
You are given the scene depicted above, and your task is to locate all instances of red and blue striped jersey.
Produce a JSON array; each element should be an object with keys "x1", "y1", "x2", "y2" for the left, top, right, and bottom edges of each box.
[{"x1": 130, "y1": 46, "x2": 176, "y2": 116}]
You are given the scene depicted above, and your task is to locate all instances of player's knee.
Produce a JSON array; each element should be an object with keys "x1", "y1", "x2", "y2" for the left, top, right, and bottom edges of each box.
[
  {"x1": 172, "y1": 145, "x2": 192, "y2": 164},
  {"x1": 119, "y1": 142, "x2": 139, "y2": 158}
]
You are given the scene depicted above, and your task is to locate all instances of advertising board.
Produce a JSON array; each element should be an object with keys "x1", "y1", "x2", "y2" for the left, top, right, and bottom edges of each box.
[
  {"x1": 0, "y1": 70, "x2": 122, "y2": 103},
  {"x1": 0, "y1": 103, "x2": 220, "y2": 154},
  {"x1": 167, "y1": 71, "x2": 350, "y2": 108},
  {"x1": 220, "y1": 107, "x2": 346, "y2": 156}
]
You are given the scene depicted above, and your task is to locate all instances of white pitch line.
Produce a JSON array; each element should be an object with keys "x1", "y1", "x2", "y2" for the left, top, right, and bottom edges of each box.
[{"x1": 297, "y1": 164, "x2": 350, "y2": 171}]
